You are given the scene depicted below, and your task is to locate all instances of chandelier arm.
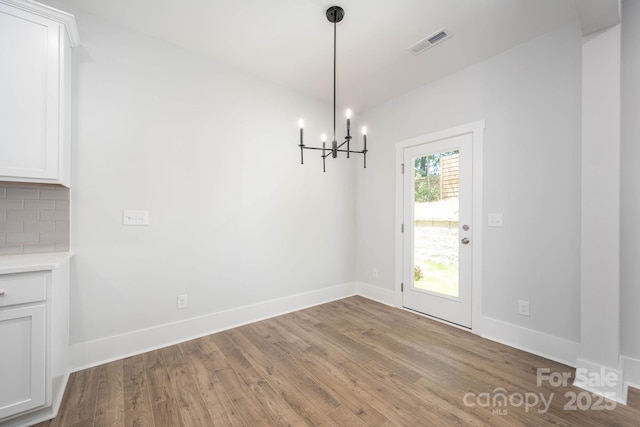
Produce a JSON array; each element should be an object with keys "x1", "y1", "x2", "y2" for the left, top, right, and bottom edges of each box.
[
  {"x1": 302, "y1": 146, "x2": 330, "y2": 151},
  {"x1": 334, "y1": 148, "x2": 365, "y2": 154},
  {"x1": 302, "y1": 146, "x2": 365, "y2": 154},
  {"x1": 302, "y1": 135, "x2": 357, "y2": 150},
  {"x1": 334, "y1": 138, "x2": 351, "y2": 150},
  {"x1": 302, "y1": 138, "x2": 363, "y2": 153}
]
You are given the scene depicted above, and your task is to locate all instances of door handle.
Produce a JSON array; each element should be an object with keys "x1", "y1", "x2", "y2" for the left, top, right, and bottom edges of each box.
[{"x1": 461, "y1": 237, "x2": 470, "y2": 244}]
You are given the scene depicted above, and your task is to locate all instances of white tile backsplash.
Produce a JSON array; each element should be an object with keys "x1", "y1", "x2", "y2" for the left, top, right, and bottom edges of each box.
[
  {"x1": 23, "y1": 242, "x2": 56, "y2": 254},
  {"x1": 23, "y1": 221, "x2": 55, "y2": 232},
  {"x1": 6, "y1": 188, "x2": 39, "y2": 199},
  {"x1": 40, "y1": 188, "x2": 69, "y2": 200},
  {"x1": 7, "y1": 210, "x2": 39, "y2": 221},
  {"x1": 40, "y1": 210, "x2": 69, "y2": 221},
  {"x1": 0, "y1": 183, "x2": 70, "y2": 255},
  {"x1": 0, "y1": 221, "x2": 23, "y2": 232},
  {"x1": 24, "y1": 199, "x2": 56, "y2": 210},
  {"x1": 0, "y1": 245, "x2": 22, "y2": 255},
  {"x1": 40, "y1": 231, "x2": 68, "y2": 242},
  {"x1": 0, "y1": 199, "x2": 24, "y2": 210},
  {"x1": 56, "y1": 199, "x2": 70, "y2": 210},
  {"x1": 55, "y1": 220, "x2": 69, "y2": 232},
  {"x1": 6, "y1": 232, "x2": 39, "y2": 244}
]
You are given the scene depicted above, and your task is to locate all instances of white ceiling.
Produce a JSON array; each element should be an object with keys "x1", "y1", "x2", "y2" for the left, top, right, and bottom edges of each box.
[{"x1": 47, "y1": 0, "x2": 584, "y2": 111}]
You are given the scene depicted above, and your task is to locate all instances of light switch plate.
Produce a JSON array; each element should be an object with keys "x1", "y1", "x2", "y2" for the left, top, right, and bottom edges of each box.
[
  {"x1": 123, "y1": 210, "x2": 149, "y2": 226},
  {"x1": 488, "y1": 213, "x2": 503, "y2": 227}
]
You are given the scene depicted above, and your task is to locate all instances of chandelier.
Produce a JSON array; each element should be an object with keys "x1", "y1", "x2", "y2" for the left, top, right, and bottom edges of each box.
[{"x1": 298, "y1": 6, "x2": 368, "y2": 172}]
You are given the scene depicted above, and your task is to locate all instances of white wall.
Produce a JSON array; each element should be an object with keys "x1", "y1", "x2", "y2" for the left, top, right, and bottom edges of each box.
[
  {"x1": 52, "y1": 8, "x2": 356, "y2": 365},
  {"x1": 578, "y1": 22, "x2": 621, "y2": 372},
  {"x1": 622, "y1": 0, "x2": 640, "y2": 362},
  {"x1": 357, "y1": 23, "x2": 583, "y2": 343},
  {"x1": 574, "y1": 22, "x2": 624, "y2": 401},
  {"x1": 39, "y1": 0, "x2": 636, "y2": 378}
]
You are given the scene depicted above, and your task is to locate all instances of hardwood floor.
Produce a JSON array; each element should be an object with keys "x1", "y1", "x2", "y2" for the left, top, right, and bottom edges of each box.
[{"x1": 34, "y1": 296, "x2": 640, "y2": 426}]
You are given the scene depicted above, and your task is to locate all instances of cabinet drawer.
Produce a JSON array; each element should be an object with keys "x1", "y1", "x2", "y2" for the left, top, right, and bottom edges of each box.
[{"x1": 0, "y1": 272, "x2": 47, "y2": 307}]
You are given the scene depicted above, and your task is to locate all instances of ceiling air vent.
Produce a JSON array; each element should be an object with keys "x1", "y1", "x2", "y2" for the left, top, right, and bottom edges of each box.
[{"x1": 408, "y1": 28, "x2": 452, "y2": 56}]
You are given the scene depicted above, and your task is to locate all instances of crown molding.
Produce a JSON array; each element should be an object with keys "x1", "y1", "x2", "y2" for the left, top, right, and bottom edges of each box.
[{"x1": 0, "y1": 0, "x2": 80, "y2": 46}]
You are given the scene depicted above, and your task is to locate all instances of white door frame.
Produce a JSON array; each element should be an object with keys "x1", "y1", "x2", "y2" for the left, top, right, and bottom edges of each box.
[{"x1": 394, "y1": 120, "x2": 484, "y2": 334}]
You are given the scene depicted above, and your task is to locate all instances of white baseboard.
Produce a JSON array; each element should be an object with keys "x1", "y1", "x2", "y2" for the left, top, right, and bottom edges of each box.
[
  {"x1": 354, "y1": 286, "x2": 582, "y2": 370},
  {"x1": 574, "y1": 358, "x2": 626, "y2": 404},
  {"x1": 356, "y1": 282, "x2": 396, "y2": 306},
  {"x1": 70, "y1": 282, "x2": 357, "y2": 371},
  {"x1": 69, "y1": 280, "x2": 636, "y2": 407},
  {"x1": 481, "y1": 316, "x2": 580, "y2": 368},
  {"x1": 621, "y1": 355, "x2": 640, "y2": 391}
]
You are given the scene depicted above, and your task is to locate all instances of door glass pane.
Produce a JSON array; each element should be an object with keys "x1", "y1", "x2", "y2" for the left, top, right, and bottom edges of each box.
[{"x1": 413, "y1": 150, "x2": 460, "y2": 297}]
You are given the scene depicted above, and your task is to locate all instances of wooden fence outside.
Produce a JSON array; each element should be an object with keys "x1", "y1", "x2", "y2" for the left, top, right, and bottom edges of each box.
[{"x1": 440, "y1": 153, "x2": 459, "y2": 200}]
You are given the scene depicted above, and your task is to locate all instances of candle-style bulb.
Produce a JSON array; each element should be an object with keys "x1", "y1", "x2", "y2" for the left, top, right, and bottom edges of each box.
[
  {"x1": 298, "y1": 119, "x2": 304, "y2": 129},
  {"x1": 362, "y1": 126, "x2": 367, "y2": 135},
  {"x1": 321, "y1": 133, "x2": 326, "y2": 142},
  {"x1": 345, "y1": 109, "x2": 352, "y2": 119}
]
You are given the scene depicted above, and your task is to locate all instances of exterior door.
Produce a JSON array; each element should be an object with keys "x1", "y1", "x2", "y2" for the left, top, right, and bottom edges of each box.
[{"x1": 403, "y1": 133, "x2": 472, "y2": 327}]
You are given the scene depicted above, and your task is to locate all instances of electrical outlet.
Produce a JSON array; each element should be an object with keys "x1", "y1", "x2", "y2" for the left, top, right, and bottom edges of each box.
[
  {"x1": 177, "y1": 294, "x2": 188, "y2": 309},
  {"x1": 518, "y1": 300, "x2": 530, "y2": 316},
  {"x1": 373, "y1": 268, "x2": 379, "y2": 279}
]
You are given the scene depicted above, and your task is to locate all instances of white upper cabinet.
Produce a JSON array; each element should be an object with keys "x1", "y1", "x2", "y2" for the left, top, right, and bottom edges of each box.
[{"x1": 0, "y1": 0, "x2": 79, "y2": 187}]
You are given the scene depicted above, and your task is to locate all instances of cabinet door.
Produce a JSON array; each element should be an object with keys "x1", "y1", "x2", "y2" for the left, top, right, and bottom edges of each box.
[
  {"x1": 0, "y1": 304, "x2": 46, "y2": 419},
  {"x1": 0, "y1": 5, "x2": 60, "y2": 180}
]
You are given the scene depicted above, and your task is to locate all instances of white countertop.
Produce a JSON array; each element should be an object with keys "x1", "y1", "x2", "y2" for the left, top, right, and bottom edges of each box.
[{"x1": 0, "y1": 251, "x2": 74, "y2": 274}]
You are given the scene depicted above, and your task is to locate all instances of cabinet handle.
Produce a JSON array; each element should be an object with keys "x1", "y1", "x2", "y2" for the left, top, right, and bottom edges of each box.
[{"x1": 0, "y1": 291, "x2": 4, "y2": 296}]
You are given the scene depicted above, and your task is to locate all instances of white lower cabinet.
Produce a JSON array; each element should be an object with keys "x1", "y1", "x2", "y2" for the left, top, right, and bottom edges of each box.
[
  {"x1": 0, "y1": 305, "x2": 47, "y2": 419},
  {"x1": 0, "y1": 256, "x2": 71, "y2": 427}
]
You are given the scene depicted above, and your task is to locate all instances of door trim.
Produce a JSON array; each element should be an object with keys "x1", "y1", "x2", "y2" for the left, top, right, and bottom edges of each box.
[{"x1": 394, "y1": 120, "x2": 484, "y2": 334}]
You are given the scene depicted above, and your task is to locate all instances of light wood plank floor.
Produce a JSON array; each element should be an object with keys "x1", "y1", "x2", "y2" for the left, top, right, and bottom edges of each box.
[{"x1": 34, "y1": 296, "x2": 640, "y2": 426}]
